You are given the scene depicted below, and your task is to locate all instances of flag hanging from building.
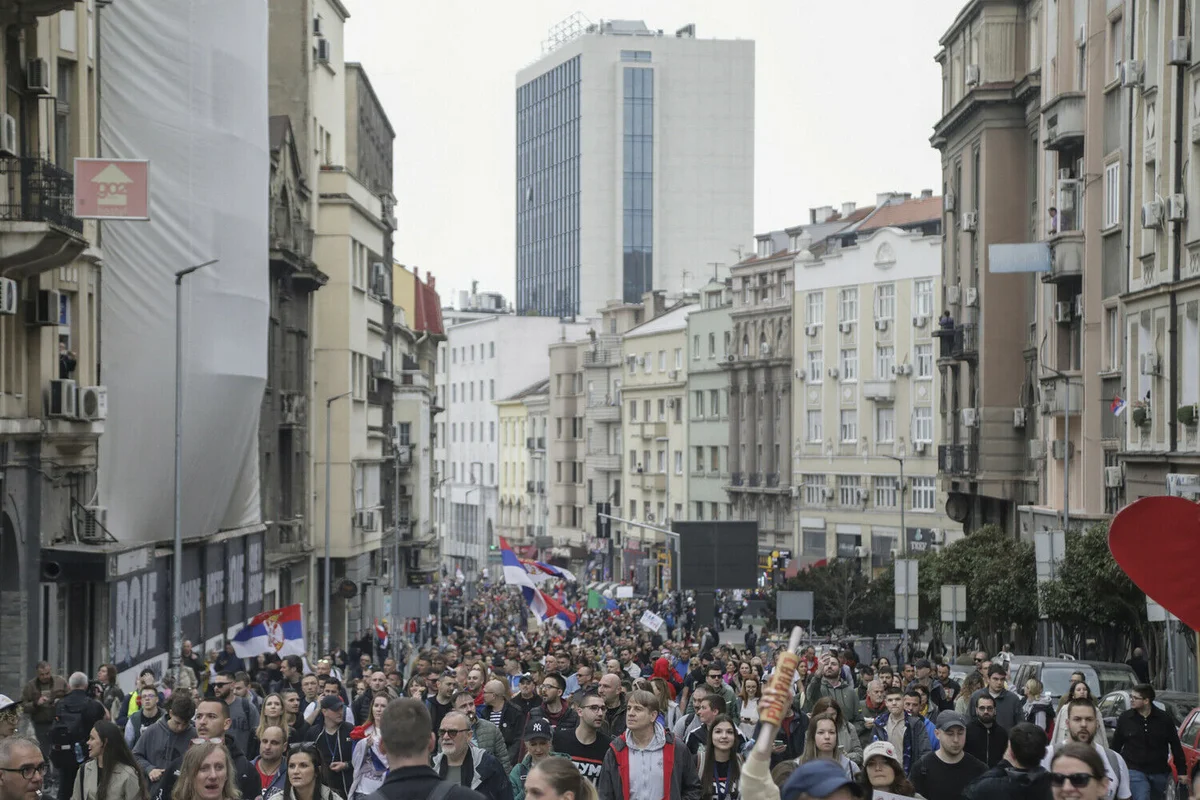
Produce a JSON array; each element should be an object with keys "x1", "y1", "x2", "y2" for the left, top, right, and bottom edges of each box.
[
  {"x1": 500, "y1": 537, "x2": 577, "y2": 629},
  {"x1": 1111, "y1": 395, "x2": 1126, "y2": 416},
  {"x1": 231, "y1": 604, "x2": 305, "y2": 657}
]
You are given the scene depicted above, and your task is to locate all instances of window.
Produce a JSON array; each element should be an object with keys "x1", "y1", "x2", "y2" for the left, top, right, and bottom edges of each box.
[
  {"x1": 644, "y1": 353, "x2": 651, "y2": 374},
  {"x1": 452, "y1": 384, "x2": 457, "y2": 403},
  {"x1": 658, "y1": 350, "x2": 666, "y2": 371},
  {"x1": 694, "y1": 446, "x2": 704, "y2": 472},
  {"x1": 643, "y1": 399, "x2": 651, "y2": 420},
  {"x1": 657, "y1": 398, "x2": 665, "y2": 420},
  {"x1": 628, "y1": 357, "x2": 636, "y2": 375},
  {"x1": 709, "y1": 389, "x2": 720, "y2": 416},
  {"x1": 710, "y1": 502, "x2": 719, "y2": 520},
  {"x1": 839, "y1": 410, "x2": 857, "y2": 442},
  {"x1": 674, "y1": 451, "x2": 683, "y2": 475},
  {"x1": 837, "y1": 474, "x2": 862, "y2": 506},
  {"x1": 915, "y1": 344, "x2": 933, "y2": 378},
  {"x1": 490, "y1": 342, "x2": 495, "y2": 358},
  {"x1": 806, "y1": 410, "x2": 822, "y2": 442},
  {"x1": 840, "y1": 348, "x2": 857, "y2": 381},
  {"x1": 470, "y1": 345, "x2": 475, "y2": 361},
  {"x1": 876, "y1": 346, "x2": 895, "y2": 378},
  {"x1": 490, "y1": 380, "x2": 495, "y2": 400},
  {"x1": 695, "y1": 502, "x2": 704, "y2": 520},
  {"x1": 806, "y1": 292, "x2": 824, "y2": 325},
  {"x1": 709, "y1": 446, "x2": 720, "y2": 472},
  {"x1": 913, "y1": 407, "x2": 933, "y2": 443},
  {"x1": 620, "y1": 49, "x2": 652, "y2": 62},
  {"x1": 657, "y1": 450, "x2": 666, "y2": 472},
  {"x1": 629, "y1": 400, "x2": 638, "y2": 421},
  {"x1": 692, "y1": 335, "x2": 700, "y2": 359},
  {"x1": 875, "y1": 284, "x2": 896, "y2": 320},
  {"x1": 911, "y1": 477, "x2": 936, "y2": 511},
  {"x1": 1104, "y1": 161, "x2": 1120, "y2": 229},
  {"x1": 708, "y1": 333, "x2": 716, "y2": 357},
  {"x1": 1108, "y1": 14, "x2": 1124, "y2": 83},
  {"x1": 1106, "y1": 307, "x2": 1121, "y2": 372},
  {"x1": 807, "y1": 350, "x2": 824, "y2": 382},
  {"x1": 55, "y1": 60, "x2": 74, "y2": 170},
  {"x1": 489, "y1": 422, "x2": 495, "y2": 442},
  {"x1": 673, "y1": 398, "x2": 682, "y2": 424},
  {"x1": 693, "y1": 390, "x2": 704, "y2": 417},
  {"x1": 876, "y1": 407, "x2": 895, "y2": 443},
  {"x1": 839, "y1": 288, "x2": 858, "y2": 323},
  {"x1": 802, "y1": 474, "x2": 827, "y2": 505},
  {"x1": 674, "y1": 348, "x2": 682, "y2": 370},
  {"x1": 874, "y1": 476, "x2": 899, "y2": 508},
  {"x1": 913, "y1": 280, "x2": 934, "y2": 318}
]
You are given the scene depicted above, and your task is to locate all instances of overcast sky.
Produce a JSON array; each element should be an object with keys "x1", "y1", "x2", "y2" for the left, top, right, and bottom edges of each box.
[{"x1": 344, "y1": 0, "x2": 967, "y2": 303}]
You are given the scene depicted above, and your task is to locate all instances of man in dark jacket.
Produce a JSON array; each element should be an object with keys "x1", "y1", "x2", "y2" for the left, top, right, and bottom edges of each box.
[
  {"x1": 968, "y1": 664, "x2": 1023, "y2": 730},
  {"x1": 372, "y1": 699, "x2": 484, "y2": 800},
  {"x1": 1110, "y1": 683, "x2": 1186, "y2": 800},
  {"x1": 20, "y1": 662, "x2": 67, "y2": 761},
  {"x1": 51, "y1": 672, "x2": 108, "y2": 800},
  {"x1": 597, "y1": 690, "x2": 701, "y2": 800},
  {"x1": 154, "y1": 699, "x2": 258, "y2": 800},
  {"x1": 303, "y1": 696, "x2": 354, "y2": 798},
  {"x1": 480, "y1": 680, "x2": 525, "y2": 766},
  {"x1": 962, "y1": 723, "x2": 1052, "y2": 800},
  {"x1": 964, "y1": 695, "x2": 1009, "y2": 768}
]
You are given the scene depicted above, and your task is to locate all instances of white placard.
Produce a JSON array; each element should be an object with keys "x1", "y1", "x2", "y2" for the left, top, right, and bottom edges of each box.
[
  {"x1": 616, "y1": 586, "x2": 634, "y2": 598},
  {"x1": 640, "y1": 610, "x2": 665, "y2": 633}
]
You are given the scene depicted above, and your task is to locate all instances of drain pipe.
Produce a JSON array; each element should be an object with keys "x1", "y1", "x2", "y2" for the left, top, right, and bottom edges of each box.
[{"x1": 1168, "y1": 0, "x2": 1185, "y2": 453}]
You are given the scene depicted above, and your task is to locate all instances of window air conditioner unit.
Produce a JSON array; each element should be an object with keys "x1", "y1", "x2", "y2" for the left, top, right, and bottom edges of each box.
[
  {"x1": 1168, "y1": 37, "x2": 1191, "y2": 65},
  {"x1": 316, "y1": 37, "x2": 331, "y2": 63},
  {"x1": 913, "y1": 441, "x2": 927, "y2": 454},
  {"x1": 1013, "y1": 407, "x2": 1027, "y2": 428},
  {"x1": 795, "y1": 369, "x2": 807, "y2": 381},
  {"x1": 946, "y1": 286, "x2": 961, "y2": 305},
  {"x1": 1142, "y1": 198, "x2": 1165, "y2": 229},
  {"x1": 0, "y1": 114, "x2": 16, "y2": 157},
  {"x1": 965, "y1": 287, "x2": 978, "y2": 307},
  {"x1": 961, "y1": 408, "x2": 979, "y2": 427},
  {"x1": 1121, "y1": 60, "x2": 1144, "y2": 88},
  {"x1": 1029, "y1": 440, "x2": 1047, "y2": 459},
  {"x1": 1140, "y1": 352, "x2": 1161, "y2": 375},
  {"x1": 1104, "y1": 465, "x2": 1125, "y2": 488},
  {"x1": 49, "y1": 379, "x2": 76, "y2": 417},
  {"x1": 912, "y1": 315, "x2": 928, "y2": 328},
  {"x1": 0, "y1": 278, "x2": 17, "y2": 315},
  {"x1": 78, "y1": 386, "x2": 107, "y2": 421},
  {"x1": 725, "y1": 354, "x2": 736, "y2": 363},
  {"x1": 965, "y1": 64, "x2": 980, "y2": 87},
  {"x1": 828, "y1": 367, "x2": 840, "y2": 379},
  {"x1": 821, "y1": 487, "x2": 835, "y2": 501},
  {"x1": 930, "y1": 529, "x2": 945, "y2": 545},
  {"x1": 1169, "y1": 194, "x2": 1187, "y2": 222},
  {"x1": 874, "y1": 319, "x2": 889, "y2": 332},
  {"x1": 26, "y1": 58, "x2": 49, "y2": 95},
  {"x1": 1054, "y1": 301, "x2": 1074, "y2": 323},
  {"x1": 838, "y1": 321, "x2": 853, "y2": 334},
  {"x1": 32, "y1": 289, "x2": 59, "y2": 326},
  {"x1": 944, "y1": 192, "x2": 956, "y2": 213},
  {"x1": 356, "y1": 510, "x2": 378, "y2": 531},
  {"x1": 961, "y1": 211, "x2": 978, "y2": 231},
  {"x1": 805, "y1": 324, "x2": 819, "y2": 337},
  {"x1": 854, "y1": 546, "x2": 868, "y2": 558}
]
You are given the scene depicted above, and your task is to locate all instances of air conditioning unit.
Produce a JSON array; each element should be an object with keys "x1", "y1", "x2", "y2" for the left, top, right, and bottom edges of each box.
[
  {"x1": 1028, "y1": 440, "x2": 1046, "y2": 460},
  {"x1": 316, "y1": 37, "x2": 331, "y2": 63},
  {"x1": 853, "y1": 546, "x2": 868, "y2": 558},
  {"x1": 32, "y1": 289, "x2": 59, "y2": 326},
  {"x1": 791, "y1": 485, "x2": 801, "y2": 499},
  {"x1": 930, "y1": 529, "x2": 946, "y2": 545},
  {"x1": 761, "y1": 344, "x2": 771, "y2": 356},
  {"x1": 821, "y1": 487, "x2": 835, "y2": 501},
  {"x1": 371, "y1": 262, "x2": 389, "y2": 296},
  {"x1": 913, "y1": 315, "x2": 928, "y2": 328},
  {"x1": 725, "y1": 354, "x2": 736, "y2": 363},
  {"x1": 1121, "y1": 60, "x2": 1145, "y2": 88},
  {"x1": 889, "y1": 548, "x2": 899, "y2": 559},
  {"x1": 838, "y1": 321, "x2": 853, "y2": 334},
  {"x1": 48, "y1": 378, "x2": 76, "y2": 417},
  {"x1": 1051, "y1": 440, "x2": 1073, "y2": 460},
  {"x1": 828, "y1": 367, "x2": 840, "y2": 379},
  {"x1": 913, "y1": 441, "x2": 927, "y2": 454},
  {"x1": 1104, "y1": 465, "x2": 1125, "y2": 488},
  {"x1": 961, "y1": 408, "x2": 979, "y2": 427},
  {"x1": 1013, "y1": 407, "x2": 1027, "y2": 428},
  {"x1": 667, "y1": 396, "x2": 678, "y2": 408},
  {"x1": 946, "y1": 286, "x2": 961, "y2": 305},
  {"x1": 1054, "y1": 301, "x2": 1074, "y2": 323},
  {"x1": 25, "y1": 58, "x2": 50, "y2": 95},
  {"x1": 0, "y1": 114, "x2": 16, "y2": 157},
  {"x1": 856, "y1": 488, "x2": 869, "y2": 504},
  {"x1": 805, "y1": 324, "x2": 819, "y2": 337},
  {"x1": 78, "y1": 386, "x2": 107, "y2": 421},
  {"x1": 944, "y1": 192, "x2": 956, "y2": 213},
  {"x1": 965, "y1": 64, "x2": 980, "y2": 87},
  {"x1": 1169, "y1": 194, "x2": 1187, "y2": 222},
  {"x1": 356, "y1": 510, "x2": 378, "y2": 531},
  {"x1": 1168, "y1": 36, "x2": 1191, "y2": 65},
  {"x1": 81, "y1": 505, "x2": 107, "y2": 541},
  {"x1": 1142, "y1": 198, "x2": 1165, "y2": 228},
  {"x1": 901, "y1": 364, "x2": 914, "y2": 376},
  {"x1": 965, "y1": 287, "x2": 978, "y2": 307},
  {"x1": 874, "y1": 319, "x2": 889, "y2": 332},
  {"x1": 1140, "y1": 352, "x2": 1161, "y2": 375},
  {"x1": 0, "y1": 278, "x2": 17, "y2": 315},
  {"x1": 668, "y1": 369, "x2": 678, "y2": 380},
  {"x1": 961, "y1": 211, "x2": 978, "y2": 231},
  {"x1": 795, "y1": 369, "x2": 807, "y2": 381}
]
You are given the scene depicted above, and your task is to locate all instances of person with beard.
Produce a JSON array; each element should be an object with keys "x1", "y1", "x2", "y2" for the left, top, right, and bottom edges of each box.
[
  {"x1": 552, "y1": 692, "x2": 611, "y2": 788},
  {"x1": 432, "y1": 712, "x2": 512, "y2": 800},
  {"x1": 454, "y1": 693, "x2": 510, "y2": 773},
  {"x1": 251, "y1": 726, "x2": 287, "y2": 800},
  {"x1": 302, "y1": 696, "x2": 353, "y2": 799},
  {"x1": 532, "y1": 675, "x2": 577, "y2": 735},
  {"x1": 152, "y1": 699, "x2": 258, "y2": 800},
  {"x1": 596, "y1": 675, "x2": 626, "y2": 738},
  {"x1": 965, "y1": 695, "x2": 1009, "y2": 768},
  {"x1": 1039, "y1": 700, "x2": 1130, "y2": 800},
  {"x1": 209, "y1": 673, "x2": 259, "y2": 757},
  {"x1": 911, "y1": 712, "x2": 987, "y2": 800}
]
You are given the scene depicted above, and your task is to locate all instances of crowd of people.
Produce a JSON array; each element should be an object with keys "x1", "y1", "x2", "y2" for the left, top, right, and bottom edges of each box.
[{"x1": 0, "y1": 584, "x2": 1194, "y2": 800}]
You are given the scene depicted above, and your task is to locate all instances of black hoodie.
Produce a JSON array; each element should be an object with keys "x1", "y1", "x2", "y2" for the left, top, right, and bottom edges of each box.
[
  {"x1": 962, "y1": 759, "x2": 1053, "y2": 800},
  {"x1": 155, "y1": 733, "x2": 259, "y2": 800}
]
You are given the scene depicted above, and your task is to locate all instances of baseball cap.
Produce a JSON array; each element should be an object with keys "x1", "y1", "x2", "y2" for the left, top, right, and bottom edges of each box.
[
  {"x1": 914, "y1": 658, "x2": 932, "y2": 670},
  {"x1": 0, "y1": 694, "x2": 16, "y2": 713},
  {"x1": 523, "y1": 717, "x2": 552, "y2": 742},
  {"x1": 781, "y1": 760, "x2": 864, "y2": 800},
  {"x1": 936, "y1": 711, "x2": 968, "y2": 731},
  {"x1": 863, "y1": 741, "x2": 903, "y2": 771},
  {"x1": 319, "y1": 695, "x2": 345, "y2": 712}
]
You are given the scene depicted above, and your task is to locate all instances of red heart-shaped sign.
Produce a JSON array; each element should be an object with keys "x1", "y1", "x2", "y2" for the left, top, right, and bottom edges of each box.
[{"x1": 1109, "y1": 496, "x2": 1200, "y2": 629}]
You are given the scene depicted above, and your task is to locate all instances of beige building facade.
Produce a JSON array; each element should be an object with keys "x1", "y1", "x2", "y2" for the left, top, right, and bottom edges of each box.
[{"x1": 496, "y1": 378, "x2": 550, "y2": 548}]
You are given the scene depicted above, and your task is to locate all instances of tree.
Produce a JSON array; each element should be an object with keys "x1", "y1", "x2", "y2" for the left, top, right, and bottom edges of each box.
[{"x1": 768, "y1": 559, "x2": 891, "y2": 637}]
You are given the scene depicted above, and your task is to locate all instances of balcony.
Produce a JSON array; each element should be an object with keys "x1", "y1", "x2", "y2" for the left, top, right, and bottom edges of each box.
[
  {"x1": 748, "y1": 472, "x2": 762, "y2": 487},
  {"x1": 1043, "y1": 232, "x2": 1084, "y2": 283},
  {"x1": 0, "y1": 157, "x2": 87, "y2": 278},
  {"x1": 640, "y1": 421, "x2": 667, "y2": 439},
  {"x1": 730, "y1": 472, "x2": 744, "y2": 486},
  {"x1": 265, "y1": 519, "x2": 310, "y2": 564},
  {"x1": 862, "y1": 379, "x2": 896, "y2": 402},
  {"x1": 1041, "y1": 92, "x2": 1086, "y2": 151},
  {"x1": 1040, "y1": 379, "x2": 1082, "y2": 416},
  {"x1": 936, "y1": 324, "x2": 978, "y2": 363},
  {"x1": 938, "y1": 444, "x2": 978, "y2": 477},
  {"x1": 1, "y1": 0, "x2": 80, "y2": 17},
  {"x1": 526, "y1": 436, "x2": 546, "y2": 451},
  {"x1": 586, "y1": 391, "x2": 621, "y2": 422},
  {"x1": 591, "y1": 453, "x2": 621, "y2": 472},
  {"x1": 639, "y1": 472, "x2": 666, "y2": 491}
]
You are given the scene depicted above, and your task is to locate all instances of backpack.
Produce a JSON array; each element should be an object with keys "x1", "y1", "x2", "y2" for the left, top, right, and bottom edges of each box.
[{"x1": 49, "y1": 699, "x2": 94, "y2": 768}]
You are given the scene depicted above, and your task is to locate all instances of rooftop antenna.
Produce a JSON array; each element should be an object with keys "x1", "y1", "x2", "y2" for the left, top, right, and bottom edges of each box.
[{"x1": 707, "y1": 262, "x2": 724, "y2": 281}]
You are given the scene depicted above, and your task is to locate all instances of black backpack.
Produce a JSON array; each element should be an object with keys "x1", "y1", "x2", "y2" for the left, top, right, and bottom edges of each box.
[{"x1": 49, "y1": 699, "x2": 93, "y2": 768}]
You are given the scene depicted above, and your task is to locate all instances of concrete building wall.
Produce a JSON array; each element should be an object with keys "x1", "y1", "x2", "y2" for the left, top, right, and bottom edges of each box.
[{"x1": 685, "y1": 283, "x2": 734, "y2": 523}]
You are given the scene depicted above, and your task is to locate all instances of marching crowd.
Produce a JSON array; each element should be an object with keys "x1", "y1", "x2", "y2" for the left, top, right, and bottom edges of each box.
[{"x1": 0, "y1": 585, "x2": 1193, "y2": 800}]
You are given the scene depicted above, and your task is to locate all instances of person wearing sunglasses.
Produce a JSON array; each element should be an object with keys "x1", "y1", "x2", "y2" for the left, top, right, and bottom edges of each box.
[
  {"x1": 961, "y1": 723, "x2": 1052, "y2": 800},
  {"x1": 1047, "y1": 742, "x2": 1111, "y2": 800},
  {"x1": 431, "y1": 712, "x2": 512, "y2": 800}
]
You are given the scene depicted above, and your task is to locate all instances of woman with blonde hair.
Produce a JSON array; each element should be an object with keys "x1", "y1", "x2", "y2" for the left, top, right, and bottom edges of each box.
[
  {"x1": 171, "y1": 742, "x2": 239, "y2": 800},
  {"x1": 1021, "y1": 678, "x2": 1052, "y2": 731},
  {"x1": 954, "y1": 671, "x2": 986, "y2": 715},
  {"x1": 250, "y1": 694, "x2": 289, "y2": 760},
  {"x1": 526, "y1": 756, "x2": 599, "y2": 800},
  {"x1": 648, "y1": 677, "x2": 679, "y2": 731}
]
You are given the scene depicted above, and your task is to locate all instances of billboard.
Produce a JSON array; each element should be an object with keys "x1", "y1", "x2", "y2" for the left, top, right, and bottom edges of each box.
[{"x1": 675, "y1": 521, "x2": 759, "y2": 591}]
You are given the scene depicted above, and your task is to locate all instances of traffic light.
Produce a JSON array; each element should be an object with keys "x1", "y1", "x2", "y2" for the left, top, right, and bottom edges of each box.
[{"x1": 769, "y1": 550, "x2": 779, "y2": 571}]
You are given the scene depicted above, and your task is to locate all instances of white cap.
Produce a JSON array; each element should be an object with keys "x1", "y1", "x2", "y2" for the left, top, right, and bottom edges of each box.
[{"x1": 0, "y1": 694, "x2": 16, "y2": 713}]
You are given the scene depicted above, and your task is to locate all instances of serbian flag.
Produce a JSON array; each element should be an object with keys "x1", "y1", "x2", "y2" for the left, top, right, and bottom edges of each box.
[
  {"x1": 520, "y1": 560, "x2": 578, "y2": 583},
  {"x1": 231, "y1": 604, "x2": 306, "y2": 657},
  {"x1": 501, "y1": 538, "x2": 577, "y2": 629},
  {"x1": 1111, "y1": 395, "x2": 1126, "y2": 416},
  {"x1": 374, "y1": 620, "x2": 388, "y2": 650}
]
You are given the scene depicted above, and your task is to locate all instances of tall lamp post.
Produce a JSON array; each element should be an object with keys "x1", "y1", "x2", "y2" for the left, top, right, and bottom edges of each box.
[
  {"x1": 323, "y1": 390, "x2": 352, "y2": 654},
  {"x1": 880, "y1": 450, "x2": 908, "y2": 659},
  {"x1": 172, "y1": 259, "x2": 218, "y2": 683}
]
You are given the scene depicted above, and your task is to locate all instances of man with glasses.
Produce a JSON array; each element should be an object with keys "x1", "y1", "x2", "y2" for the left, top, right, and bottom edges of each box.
[
  {"x1": 695, "y1": 662, "x2": 740, "y2": 719},
  {"x1": 1110, "y1": 684, "x2": 1185, "y2": 800},
  {"x1": 553, "y1": 692, "x2": 611, "y2": 786},
  {"x1": 431, "y1": 712, "x2": 513, "y2": 800},
  {"x1": 968, "y1": 664, "x2": 1022, "y2": 730},
  {"x1": 453, "y1": 692, "x2": 510, "y2": 772},
  {"x1": 1040, "y1": 699, "x2": 1129, "y2": 800},
  {"x1": 533, "y1": 675, "x2": 577, "y2": 734},
  {"x1": 0, "y1": 737, "x2": 46, "y2": 800},
  {"x1": 596, "y1": 674, "x2": 626, "y2": 738}
]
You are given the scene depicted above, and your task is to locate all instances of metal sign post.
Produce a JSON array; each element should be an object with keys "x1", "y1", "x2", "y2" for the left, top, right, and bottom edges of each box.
[
  {"x1": 777, "y1": 590, "x2": 815, "y2": 635},
  {"x1": 1147, "y1": 598, "x2": 1177, "y2": 690},
  {"x1": 940, "y1": 584, "x2": 967, "y2": 662},
  {"x1": 894, "y1": 559, "x2": 919, "y2": 661},
  {"x1": 1034, "y1": 530, "x2": 1066, "y2": 656}
]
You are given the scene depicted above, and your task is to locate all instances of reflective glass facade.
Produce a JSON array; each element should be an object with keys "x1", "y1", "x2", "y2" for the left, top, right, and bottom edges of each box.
[
  {"x1": 622, "y1": 66, "x2": 653, "y2": 303},
  {"x1": 515, "y1": 56, "x2": 581, "y2": 317}
]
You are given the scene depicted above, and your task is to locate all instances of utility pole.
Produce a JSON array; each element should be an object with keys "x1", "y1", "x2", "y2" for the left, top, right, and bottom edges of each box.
[{"x1": 323, "y1": 390, "x2": 352, "y2": 654}]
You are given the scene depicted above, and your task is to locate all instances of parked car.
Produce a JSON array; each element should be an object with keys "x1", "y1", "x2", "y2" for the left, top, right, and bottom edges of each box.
[
  {"x1": 1080, "y1": 661, "x2": 1141, "y2": 697},
  {"x1": 1099, "y1": 689, "x2": 1196, "y2": 732},
  {"x1": 1176, "y1": 705, "x2": 1200, "y2": 781},
  {"x1": 1013, "y1": 659, "x2": 1101, "y2": 705}
]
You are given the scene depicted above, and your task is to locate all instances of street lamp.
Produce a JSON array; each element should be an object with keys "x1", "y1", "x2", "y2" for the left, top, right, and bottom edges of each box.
[
  {"x1": 172, "y1": 259, "x2": 218, "y2": 684},
  {"x1": 323, "y1": 390, "x2": 352, "y2": 654},
  {"x1": 879, "y1": 449, "x2": 909, "y2": 660}
]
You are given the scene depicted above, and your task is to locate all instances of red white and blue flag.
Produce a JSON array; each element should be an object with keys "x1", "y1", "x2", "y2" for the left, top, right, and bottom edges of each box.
[
  {"x1": 374, "y1": 620, "x2": 388, "y2": 650},
  {"x1": 1111, "y1": 395, "x2": 1126, "y2": 416},
  {"x1": 231, "y1": 604, "x2": 306, "y2": 657},
  {"x1": 519, "y1": 559, "x2": 578, "y2": 583},
  {"x1": 501, "y1": 537, "x2": 577, "y2": 629}
]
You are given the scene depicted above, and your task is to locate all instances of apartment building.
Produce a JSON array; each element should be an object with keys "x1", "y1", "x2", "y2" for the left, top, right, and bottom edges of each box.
[
  {"x1": 548, "y1": 341, "x2": 588, "y2": 554},
  {"x1": 931, "y1": 0, "x2": 1041, "y2": 536},
  {"x1": 619, "y1": 292, "x2": 694, "y2": 590},
  {"x1": 686, "y1": 280, "x2": 735, "y2": 525},
  {"x1": 792, "y1": 209, "x2": 962, "y2": 570},
  {"x1": 0, "y1": 1, "x2": 102, "y2": 690},
  {"x1": 496, "y1": 379, "x2": 551, "y2": 554}
]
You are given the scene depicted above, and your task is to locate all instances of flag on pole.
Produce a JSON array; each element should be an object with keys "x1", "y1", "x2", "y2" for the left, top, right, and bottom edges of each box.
[
  {"x1": 501, "y1": 537, "x2": 577, "y2": 629},
  {"x1": 1111, "y1": 395, "x2": 1126, "y2": 416},
  {"x1": 520, "y1": 560, "x2": 577, "y2": 583},
  {"x1": 374, "y1": 619, "x2": 388, "y2": 650},
  {"x1": 231, "y1": 604, "x2": 306, "y2": 657}
]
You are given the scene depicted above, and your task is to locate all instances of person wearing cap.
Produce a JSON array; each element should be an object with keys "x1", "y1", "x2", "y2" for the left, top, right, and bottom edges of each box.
[
  {"x1": 509, "y1": 717, "x2": 566, "y2": 800},
  {"x1": 906, "y1": 659, "x2": 949, "y2": 714},
  {"x1": 0, "y1": 697, "x2": 18, "y2": 740},
  {"x1": 303, "y1": 694, "x2": 354, "y2": 798},
  {"x1": 776, "y1": 759, "x2": 864, "y2": 800},
  {"x1": 911, "y1": 711, "x2": 986, "y2": 800},
  {"x1": 858, "y1": 741, "x2": 922, "y2": 798},
  {"x1": 510, "y1": 675, "x2": 542, "y2": 720}
]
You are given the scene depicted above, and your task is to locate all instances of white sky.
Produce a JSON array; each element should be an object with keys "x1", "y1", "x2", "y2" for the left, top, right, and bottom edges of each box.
[{"x1": 344, "y1": 0, "x2": 967, "y2": 302}]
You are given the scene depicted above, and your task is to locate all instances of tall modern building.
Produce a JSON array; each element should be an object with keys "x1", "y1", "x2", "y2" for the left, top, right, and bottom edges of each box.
[{"x1": 515, "y1": 18, "x2": 754, "y2": 318}]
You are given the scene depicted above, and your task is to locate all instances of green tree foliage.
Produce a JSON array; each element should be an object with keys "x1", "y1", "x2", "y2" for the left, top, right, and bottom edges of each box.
[{"x1": 770, "y1": 560, "x2": 892, "y2": 636}]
